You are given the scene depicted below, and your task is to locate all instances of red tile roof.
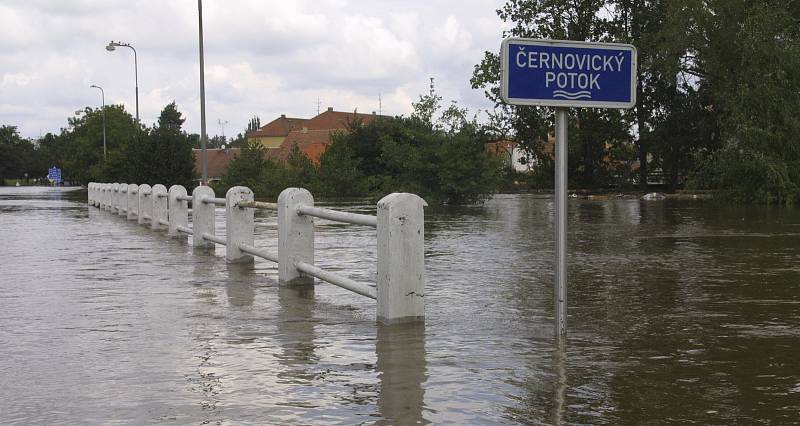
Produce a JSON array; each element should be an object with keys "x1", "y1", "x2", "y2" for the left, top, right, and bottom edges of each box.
[
  {"x1": 193, "y1": 148, "x2": 241, "y2": 179},
  {"x1": 248, "y1": 115, "x2": 308, "y2": 138},
  {"x1": 304, "y1": 108, "x2": 383, "y2": 131},
  {"x1": 273, "y1": 129, "x2": 341, "y2": 164},
  {"x1": 486, "y1": 139, "x2": 519, "y2": 155}
]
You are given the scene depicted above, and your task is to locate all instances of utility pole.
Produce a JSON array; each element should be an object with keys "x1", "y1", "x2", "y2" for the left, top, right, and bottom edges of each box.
[{"x1": 198, "y1": 0, "x2": 208, "y2": 185}]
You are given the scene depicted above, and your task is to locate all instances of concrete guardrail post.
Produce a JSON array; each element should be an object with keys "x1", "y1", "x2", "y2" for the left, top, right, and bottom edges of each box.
[
  {"x1": 376, "y1": 193, "x2": 427, "y2": 324},
  {"x1": 107, "y1": 183, "x2": 112, "y2": 210},
  {"x1": 278, "y1": 187, "x2": 314, "y2": 286},
  {"x1": 138, "y1": 184, "x2": 152, "y2": 225},
  {"x1": 192, "y1": 185, "x2": 216, "y2": 248},
  {"x1": 102, "y1": 183, "x2": 108, "y2": 210},
  {"x1": 151, "y1": 184, "x2": 168, "y2": 231},
  {"x1": 127, "y1": 184, "x2": 139, "y2": 221},
  {"x1": 118, "y1": 183, "x2": 128, "y2": 216},
  {"x1": 112, "y1": 183, "x2": 120, "y2": 213},
  {"x1": 88, "y1": 182, "x2": 93, "y2": 205},
  {"x1": 99, "y1": 184, "x2": 105, "y2": 209},
  {"x1": 225, "y1": 186, "x2": 255, "y2": 263},
  {"x1": 168, "y1": 185, "x2": 188, "y2": 238}
]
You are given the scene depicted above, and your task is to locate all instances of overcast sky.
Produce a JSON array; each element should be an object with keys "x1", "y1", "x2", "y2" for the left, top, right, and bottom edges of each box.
[{"x1": 0, "y1": 0, "x2": 508, "y2": 139}]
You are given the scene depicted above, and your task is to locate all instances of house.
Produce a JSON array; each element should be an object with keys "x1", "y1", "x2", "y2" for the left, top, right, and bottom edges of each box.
[
  {"x1": 486, "y1": 136, "x2": 556, "y2": 173},
  {"x1": 196, "y1": 107, "x2": 388, "y2": 180},
  {"x1": 192, "y1": 148, "x2": 241, "y2": 182},
  {"x1": 246, "y1": 114, "x2": 308, "y2": 148},
  {"x1": 272, "y1": 107, "x2": 386, "y2": 163}
]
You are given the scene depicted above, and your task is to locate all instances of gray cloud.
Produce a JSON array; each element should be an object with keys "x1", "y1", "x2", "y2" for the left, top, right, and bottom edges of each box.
[{"x1": 0, "y1": 0, "x2": 507, "y2": 138}]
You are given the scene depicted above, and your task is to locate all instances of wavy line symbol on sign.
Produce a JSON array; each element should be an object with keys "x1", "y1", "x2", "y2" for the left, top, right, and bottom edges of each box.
[{"x1": 552, "y1": 90, "x2": 592, "y2": 100}]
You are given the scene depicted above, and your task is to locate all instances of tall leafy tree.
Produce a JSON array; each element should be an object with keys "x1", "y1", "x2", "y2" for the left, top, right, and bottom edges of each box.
[
  {"x1": 472, "y1": 0, "x2": 633, "y2": 189},
  {"x1": 128, "y1": 102, "x2": 195, "y2": 187}
]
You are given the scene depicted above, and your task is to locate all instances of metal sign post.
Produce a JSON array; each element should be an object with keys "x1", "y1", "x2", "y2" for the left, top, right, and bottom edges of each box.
[
  {"x1": 554, "y1": 108, "x2": 568, "y2": 336},
  {"x1": 501, "y1": 38, "x2": 637, "y2": 339}
]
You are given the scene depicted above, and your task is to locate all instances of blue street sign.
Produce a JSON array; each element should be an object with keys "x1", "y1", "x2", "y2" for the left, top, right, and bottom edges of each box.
[
  {"x1": 48, "y1": 167, "x2": 62, "y2": 184},
  {"x1": 501, "y1": 38, "x2": 637, "y2": 109}
]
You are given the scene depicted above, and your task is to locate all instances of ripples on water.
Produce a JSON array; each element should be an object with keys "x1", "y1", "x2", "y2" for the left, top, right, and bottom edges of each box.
[{"x1": 0, "y1": 187, "x2": 798, "y2": 424}]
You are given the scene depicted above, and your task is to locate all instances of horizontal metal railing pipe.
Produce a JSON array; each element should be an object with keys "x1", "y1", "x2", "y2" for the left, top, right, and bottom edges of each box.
[
  {"x1": 203, "y1": 197, "x2": 226, "y2": 206},
  {"x1": 295, "y1": 260, "x2": 377, "y2": 300},
  {"x1": 159, "y1": 219, "x2": 168, "y2": 226},
  {"x1": 237, "y1": 200, "x2": 278, "y2": 210},
  {"x1": 297, "y1": 205, "x2": 377, "y2": 228},
  {"x1": 202, "y1": 232, "x2": 226, "y2": 245},
  {"x1": 177, "y1": 195, "x2": 193, "y2": 202},
  {"x1": 239, "y1": 243, "x2": 278, "y2": 263},
  {"x1": 176, "y1": 225, "x2": 192, "y2": 235}
]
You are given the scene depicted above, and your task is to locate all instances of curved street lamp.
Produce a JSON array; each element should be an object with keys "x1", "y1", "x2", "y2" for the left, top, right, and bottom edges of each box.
[
  {"x1": 106, "y1": 41, "x2": 139, "y2": 126},
  {"x1": 90, "y1": 84, "x2": 107, "y2": 158}
]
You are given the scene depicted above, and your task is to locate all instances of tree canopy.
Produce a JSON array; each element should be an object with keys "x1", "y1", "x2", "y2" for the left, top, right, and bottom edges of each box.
[{"x1": 473, "y1": 0, "x2": 800, "y2": 204}]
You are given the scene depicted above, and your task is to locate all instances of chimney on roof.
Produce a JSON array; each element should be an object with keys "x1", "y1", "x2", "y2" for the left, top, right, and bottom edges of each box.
[
  {"x1": 372, "y1": 111, "x2": 376, "y2": 115},
  {"x1": 281, "y1": 114, "x2": 286, "y2": 118},
  {"x1": 327, "y1": 107, "x2": 333, "y2": 112}
]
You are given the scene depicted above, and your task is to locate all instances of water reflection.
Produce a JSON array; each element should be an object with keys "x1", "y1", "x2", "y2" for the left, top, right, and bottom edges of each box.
[
  {"x1": 376, "y1": 323, "x2": 428, "y2": 424},
  {"x1": 552, "y1": 340, "x2": 567, "y2": 426},
  {"x1": 275, "y1": 286, "x2": 319, "y2": 373},
  {"x1": 224, "y1": 263, "x2": 256, "y2": 309}
]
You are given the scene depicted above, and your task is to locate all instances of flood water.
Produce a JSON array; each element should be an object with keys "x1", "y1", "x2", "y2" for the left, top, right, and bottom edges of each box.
[{"x1": 1, "y1": 186, "x2": 798, "y2": 424}]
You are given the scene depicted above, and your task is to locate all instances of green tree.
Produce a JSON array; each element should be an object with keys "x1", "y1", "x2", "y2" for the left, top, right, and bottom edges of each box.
[
  {"x1": 683, "y1": 0, "x2": 800, "y2": 204},
  {"x1": 317, "y1": 134, "x2": 368, "y2": 197},
  {"x1": 471, "y1": 0, "x2": 634, "y2": 189},
  {"x1": 125, "y1": 102, "x2": 194, "y2": 186},
  {"x1": 218, "y1": 140, "x2": 268, "y2": 194}
]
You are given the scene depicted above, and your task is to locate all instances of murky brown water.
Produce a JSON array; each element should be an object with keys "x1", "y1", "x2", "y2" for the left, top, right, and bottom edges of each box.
[{"x1": 1, "y1": 186, "x2": 798, "y2": 424}]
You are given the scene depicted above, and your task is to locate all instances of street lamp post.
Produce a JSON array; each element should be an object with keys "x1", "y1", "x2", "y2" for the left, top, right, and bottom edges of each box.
[
  {"x1": 198, "y1": 0, "x2": 209, "y2": 185},
  {"x1": 105, "y1": 41, "x2": 139, "y2": 126},
  {"x1": 90, "y1": 84, "x2": 107, "y2": 158}
]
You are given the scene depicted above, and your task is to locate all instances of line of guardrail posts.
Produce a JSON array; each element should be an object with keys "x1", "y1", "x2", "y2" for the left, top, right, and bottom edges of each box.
[
  {"x1": 118, "y1": 184, "x2": 127, "y2": 217},
  {"x1": 225, "y1": 186, "x2": 254, "y2": 263},
  {"x1": 127, "y1": 184, "x2": 138, "y2": 221},
  {"x1": 168, "y1": 185, "x2": 188, "y2": 238},
  {"x1": 376, "y1": 193, "x2": 427, "y2": 324},
  {"x1": 151, "y1": 184, "x2": 168, "y2": 231},
  {"x1": 278, "y1": 188, "x2": 314, "y2": 286},
  {"x1": 138, "y1": 184, "x2": 151, "y2": 225},
  {"x1": 192, "y1": 186, "x2": 215, "y2": 248}
]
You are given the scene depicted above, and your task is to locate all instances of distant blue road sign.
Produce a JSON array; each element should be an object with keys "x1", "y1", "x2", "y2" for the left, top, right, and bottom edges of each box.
[
  {"x1": 48, "y1": 167, "x2": 62, "y2": 183},
  {"x1": 501, "y1": 38, "x2": 637, "y2": 109}
]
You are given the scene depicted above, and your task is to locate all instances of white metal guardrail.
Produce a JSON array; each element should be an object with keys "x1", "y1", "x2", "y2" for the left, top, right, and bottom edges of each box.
[{"x1": 87, "y1": 182, "x2": 427, "y2": 324}]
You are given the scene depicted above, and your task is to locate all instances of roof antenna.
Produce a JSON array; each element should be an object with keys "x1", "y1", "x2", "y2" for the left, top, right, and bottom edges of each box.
[
  {"x1": 378, "y1": 92, "x2": 382, "y2": 115},
  {"x1": 316, "y1": 98, "x2": 321, "y2": 115}
]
